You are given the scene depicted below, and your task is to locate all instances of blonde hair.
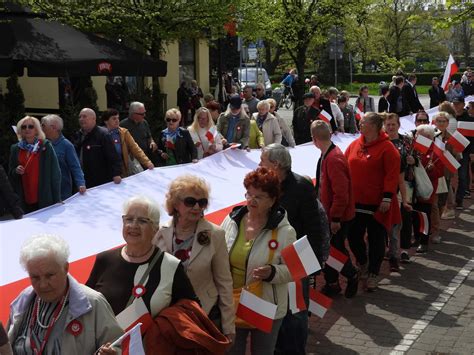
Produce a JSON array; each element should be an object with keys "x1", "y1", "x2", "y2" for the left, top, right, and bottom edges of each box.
[
  {"x1": 189, "y1": 107, "x2": 214, "y2": 132},
  {"x1": 165, "y1": 175, "x2": 210, "y2": 216},
  {"x1": 165, "y1": 108, "x2": 181, "y2": 122},
  {"x1": 16, "y1": 116, "x2": 45, "y2": 141}
]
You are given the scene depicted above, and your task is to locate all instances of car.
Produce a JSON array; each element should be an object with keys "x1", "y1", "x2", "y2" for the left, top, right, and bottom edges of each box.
[{"x1": 233, "y1": 67, "x2": 272, "y2": 97}]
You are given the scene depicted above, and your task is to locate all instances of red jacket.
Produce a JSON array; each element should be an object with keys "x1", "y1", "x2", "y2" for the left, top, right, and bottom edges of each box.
[
  {"x1": 320, "y1": 144, "x2": 355, "y2": 223},
  {"x1": 144, "y1": 299, "x2": 230, "y2": 354},
  {"x1": 418, "y1": 148, "x2": 444, "y2": 203},
  {"x1": 345, "y1": 132, "x2": 401, "y2": 230}
]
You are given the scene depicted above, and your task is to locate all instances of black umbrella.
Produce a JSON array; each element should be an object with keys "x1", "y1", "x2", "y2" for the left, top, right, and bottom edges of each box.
[{"x1": 0, "y1": 4, "x2": 167, "y2": 77}]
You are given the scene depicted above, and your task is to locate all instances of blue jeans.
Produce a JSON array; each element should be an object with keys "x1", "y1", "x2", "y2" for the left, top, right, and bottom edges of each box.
[
  {"x1": 456, "y1": 152, "x2": 470, "y2": 203},
  {"x1": 387, "y1": 224, "x2": 401, "y2": 259},
  {"x1": 228, "y1": 318, "x2": 283, "y2": 355}
]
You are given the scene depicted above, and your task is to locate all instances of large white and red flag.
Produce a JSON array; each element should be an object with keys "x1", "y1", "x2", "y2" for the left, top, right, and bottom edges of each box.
[
  {"x1": 236, "y1": 289, "x2": 277, "y2": 333},
  {"x1": 326, "y1": 246, "x2": 349, "y2": 273},
  {"x1": 319, "y1": 110, "x2": 333, "y2": 124},
  {"x1": 432, "y1": 138, "x2": 446, "y2": 158},
  {"x1": 457, "y1": 122, "x2": 474, "y2": 137},
  {"x1": 308, "y1": 288, "x2": 333, "y2": 318},
  {"x1": 288, "y1": 279, "x2": 307, "y2": 314},
  {"x1": 413, "y1": 135, "x2": 433, "y2": 154},
  {"x1": 447, "y1": 131, "x2": 470, "y2": 152},
  {"x1": 116, "y1": 297, "x2": 153, "y2": 333},
  {"x1": 438, "y1": 150, "x2": 461, "y2": 173},
  {"x1": 110, "y1": 323, "x2": 145, "y2": 355},
  {"x1": 281, "y1": 236, "x2": 321, "y2": 281},
  {"x1": 441, "y1": 54, "x2": 459, "y2": 92}
]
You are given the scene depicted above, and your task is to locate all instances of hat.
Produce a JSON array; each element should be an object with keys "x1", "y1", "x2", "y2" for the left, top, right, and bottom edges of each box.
[
  {"x1": 303, "y1": 92, "x2": 315, "y2": 99},
  {"x1": 229, "y1": 95, "x2": 242, "y2": 109},
  {"x1": 452, "y1": 97, "x2": 465, "y2": 103}
]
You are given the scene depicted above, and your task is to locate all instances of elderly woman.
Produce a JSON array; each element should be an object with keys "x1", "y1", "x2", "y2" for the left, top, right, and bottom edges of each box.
[
  {"x1": 345, "y1": 112, "x2": 401, "y2": 291},
  {"x1": 412, "y1": 125, "x2": 444, "y2": 253},
  {"x1": 252, "y1": 101, "x2": 282, "y2": 146},
  {"x1": 266, "y1": 98, "x2": 295, "y2": 147},
  {"x1": 157, "y1": 108, "x2": 197, "y2": 166},
  {"x1": 9, "y1": 116, "x2": 61, "y2": 213},
  {"x1": 188, "y1": 107, "x2": 223, "y2": 159},
  {"x1": 7, "y1": 234, "x2": 122, "y2": 355},
  {"x1": 86, "y1": 196, "x2": 198, "y2": 322},
  {"x1": 101, "y1": 108, "x2": 154, "y2": 176},
  {"x1": 221, "y1": 167, "x2": 296, "y2": 355},
  {"x1": 154, "y1": 175, "x2": 235, "y2": 341}
]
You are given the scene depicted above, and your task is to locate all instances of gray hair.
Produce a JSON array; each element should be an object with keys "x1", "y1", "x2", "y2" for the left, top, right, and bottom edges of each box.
[
  {"x1": 20, "y1": 234, "x2": 70, "y2": 269},
  {"x1": 42, "y1": 114, "x2": 64, "y2": 131},
  {"x1": 433, "y1": 111, "x2": 453, "y2": 122},
  {"x1": 123, "y1": 195, "x2": 161, "y2": 229},
  {"x1": 129, "y1": 101, "x2": 145, "y2": 117},
  {"x1": 416, "y1": 124, "x2": 435, "y2": 140},
  {"x1": 262, "y1": 143, "x2": 292, "y2": 171},
  {"x1": 310, "y1": 85, "x2": 321, "y2": 94},
  {"x1": 256, "y1": 100, "x2": 270, "y2": 110}
]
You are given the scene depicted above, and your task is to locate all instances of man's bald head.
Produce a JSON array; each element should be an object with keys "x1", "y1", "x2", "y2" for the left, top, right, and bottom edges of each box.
[{"x1": 79, "y1": 108, "x2": 97, "y2": 133}]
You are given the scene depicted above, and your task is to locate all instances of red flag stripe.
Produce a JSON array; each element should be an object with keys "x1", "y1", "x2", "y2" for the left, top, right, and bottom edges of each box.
[
  {"x1": 438, "y1": 151, "x2": 461, "y2": 173},
  {"x1": 329, "y1": 246, "x2": 349, "y2": 263},
  {"x1": 280, "y1": 244, "x2": 307, "y2": 281},
  {"x1": 236, "y1": 303, "x2": 274, "y2": 333},
  {"x1": 310, "y1": 288, "x2": 333, "y2": 309},
  {"x1": 295, "y1": 279, "x2": 306, "y2": 311}
]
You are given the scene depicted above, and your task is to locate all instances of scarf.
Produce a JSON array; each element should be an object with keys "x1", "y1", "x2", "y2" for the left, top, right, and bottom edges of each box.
[
  {"x1": 18, "y1": 138, "x2": 40, "y2": 152},
  {"x1": 256, "y1": 114, "x2": 267, "y2": 130}
]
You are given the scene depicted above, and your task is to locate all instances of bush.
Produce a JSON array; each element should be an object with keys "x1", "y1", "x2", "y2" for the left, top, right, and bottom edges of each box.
[{"x1": 352, "y1": 72, "x2": 463, "y2": 86}]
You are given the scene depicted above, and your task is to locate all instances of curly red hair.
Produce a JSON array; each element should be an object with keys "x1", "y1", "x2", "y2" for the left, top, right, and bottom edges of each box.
[{"x1": 244, "y1": 167, "x2": 280, "y2": 201}]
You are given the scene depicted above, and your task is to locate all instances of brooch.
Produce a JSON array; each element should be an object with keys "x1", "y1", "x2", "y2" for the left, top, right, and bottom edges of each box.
[
  {"x1": 268, "y1": 240, "x2": 279, "y2": 250},
  {"x1": 197, "y1": 231, "x2": 211, "y2": 246},
  {"x1": 66, "y1": 320, "x2": 83, "y2": 336},
  {"x1": 132, "y1": 285, "x2": 147, "y2": 298}
]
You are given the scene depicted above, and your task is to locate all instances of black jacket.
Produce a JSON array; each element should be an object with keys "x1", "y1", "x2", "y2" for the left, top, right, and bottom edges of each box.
[
  {"x1": 280, "y1": 171, "x2": 330, "y2": 263},
  {"x1": 462, "y1": 80, "x2": 474, "y2": 96},
  {"x1": 292, "y1": 105, "x2": 319, "y2": 145},
  {"x1": 378, "y1": 96, "x2": 389, "y2": 113},
  {"x1": 0, "y1": 165, "x2": 23, "y2": 218},
  {"x1": 388, "y1": 86, "x2": 403, "y2": 114},
  {"x1": 157, "y1": 127, "x2": 197, "y2": 166},
  {"x1": 428, "y1": 85, "x2": 446, "y2": 108},
  {"x1": 401, "y1": 82, "x2": 423, "y2": 115},
  {"x1": 72, "y1": 125, "x2": 122, "y2": 188}
]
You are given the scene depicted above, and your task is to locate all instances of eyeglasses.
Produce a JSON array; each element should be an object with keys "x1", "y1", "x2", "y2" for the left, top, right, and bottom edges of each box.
[
  {"x1": 166, "y1": 118, "x2": 179, "y2": 123},
  {"x1": 182, "y1": 197, "x2": 208, "y2": 208},
  {"x1": 245, "y1": 192, "x2": 270, "y2": 203},
  {"x1": 21, "y1": 124, "x2": 35, "y2": 130},
  {"x1": 134, "y1": 112, "x2": 146, "y2": 116},
  {"x1": 122, "y1": 215, "x2": 152, "y2": 226}
]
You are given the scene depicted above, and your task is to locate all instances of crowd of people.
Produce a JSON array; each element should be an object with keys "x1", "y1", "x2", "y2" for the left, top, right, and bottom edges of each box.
[{"x1": 0, "y1": 69, "x2": 473, "y2": 354}]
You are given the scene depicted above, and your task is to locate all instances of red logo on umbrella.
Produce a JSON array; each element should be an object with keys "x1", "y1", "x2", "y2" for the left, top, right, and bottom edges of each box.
[{"x1": 97, "y1": 61, "x2": 112, "y2": 74}]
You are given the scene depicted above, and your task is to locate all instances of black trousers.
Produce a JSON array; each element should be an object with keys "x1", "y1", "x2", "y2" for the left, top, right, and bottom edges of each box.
[
  {"x1": 400, "y1": 203, "x2": 413, "y2": 250},
  {"x1": 348, "y1": 212, "x2": 387, "y2": 276}
]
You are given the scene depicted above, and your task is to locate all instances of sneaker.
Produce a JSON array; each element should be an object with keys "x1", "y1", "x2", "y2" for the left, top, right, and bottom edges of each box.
[
  {"x1": 359, "y1": 263, "x2": 369, "y2": 280},
  {"x1": 456, "y1": 201, "x2": 463, "y2": 210},
  {"x1": 431, "y1": 235, "x2": 441, "y2": 244},
  {"x1": 400, "y1": 251, "x2": 410, "y2": 264},
  {"x1": 441, "y1": 209, "x2": 455, "y2": 220},
  {"x1": 321, "y1": 283, "x2": 342, "y2": 296},
  {"x1": 366, "y1": 273, "x2": 378, "y2": 291},
  {"x1": 345, "y1": 273, "x2": 359, "y2": 298},
  {"x1": 389, "y1": 257, "x2": 400, "y2": 272},
  {"x1": 416, "y1": 244, "x2": 428, "y2": 254}
]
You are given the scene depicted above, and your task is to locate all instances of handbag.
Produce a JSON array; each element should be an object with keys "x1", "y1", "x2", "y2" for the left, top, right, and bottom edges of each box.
[
  {"x1": 413, "y1": 164, "x2": 433, "y2": 199},
  {"x1": 128, "y1": 155, "x2": 144, "y2": 176},
  {"x1": 232, "y1": 229, "x2": 278, "y2": 329},
  {"x1": 436, "y1": 176, "x2": 448, "y2": 194}
]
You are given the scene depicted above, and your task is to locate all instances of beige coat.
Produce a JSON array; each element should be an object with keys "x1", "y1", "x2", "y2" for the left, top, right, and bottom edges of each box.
[
  {"x1": 252, "y1": 112, "x2": 282, "y2": 146},
  {"x1": 154, "y1": 218, "x2": 235, "y2": 335},
  {"x1": 118, "y1": 127, "x2": 152, "y2": 176}
]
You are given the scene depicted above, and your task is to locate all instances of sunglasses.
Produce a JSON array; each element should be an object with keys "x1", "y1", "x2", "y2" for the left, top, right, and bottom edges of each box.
[
  {"x1": 166, "y1": 118, "x2": 179, "y2": 123},
  {"x1": 21, "y1": 124, "x2": 35, "y2": 130},
  {"x1": 416, "y1": 119, "x2": 429, "y2": 123},
  {"x1": 182, "y1": 197, "x2": 208, "y2": 208}
]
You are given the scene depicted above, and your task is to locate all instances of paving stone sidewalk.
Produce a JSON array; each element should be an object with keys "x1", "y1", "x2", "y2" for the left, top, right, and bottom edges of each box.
[{"x1": 306, "y1": 201, "x2": 474, "y2": 355}]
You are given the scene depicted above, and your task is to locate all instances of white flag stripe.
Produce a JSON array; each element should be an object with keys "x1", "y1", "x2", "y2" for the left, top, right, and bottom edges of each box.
[
  {"x1": 452, "y1": 131, "x2": 470, "y2": 146},
  {"x1": 434, "y1": 138, "x2": 445, "y2": 151},
  {"x1": 458, "y1": 121, "x2": 474, "y2": 130},
  {"x1": 441, "y1": 54, "x2": 457, "y2": 91},
  {"x1": 416, "y1": 135, "x2": 433, "y2": 148},
  {"x1": 110, "y1": 323, "x2": 142, "y2": 347},
  {"x1": 443, "y1": 151, "x2": 461, "y2": 169},
  {"x1": 240, "y1": 289, "x2": 277, "y2": 319},
  {"x1": 326, "y1": 255, "x2": 344, "y2": 272},
  {"x1": 293, "y1": 236, "x2": 321, "y2": 275},
  {"x1": 308, "y1": 300, "x2": 327, "y2": 318},
  {"x1": 288, "y1": 282, "x2": 300, "y2": 313},
  {"x1": 116, "y1": 297, "x2": 148, "y2": 330}
]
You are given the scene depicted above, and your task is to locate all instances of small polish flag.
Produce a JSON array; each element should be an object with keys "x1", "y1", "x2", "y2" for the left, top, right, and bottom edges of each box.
[
  {"x1": 416, "y1": 211, "x2": 429, "y2": 236},
  {"x1": 110, "y1": 323, "x2": 145, "y2": 355},
  {"x1": 413, "y1": 135, "x2": 433, "y2": 154},
  {"x1": 281, "y1": 236, "x2": 321, "y2": 281},
  {"x1": 355, "y1": 107, "x2": 365, "y2": 122},
  {"x1": 447, "y1": 131, "x2": 470, "y2": 152},
  {"x1": 432, "y1": 137, "x2": 446, "y2": 158},
  {"x1": 288, "y1": 280, "x2": 307, "y2": 314},
  {"x1": 205, "y1": 127, "x2": 217, "y2": 143},
  {"x1": 441, "y1": 54, "x2": 459, "y2": 92},
  {"x1": 438, "y1": 150, "x2": 461, "y2": 173},
  {"x1": 457, "y1": 122, "x2": 474, "y2": 137},
  {"x1": 326, "y1": 246, "x2": 349, "y2": 273},
  {"x1": 236, "y1": 289, "x2": 277, "y2": 333},
  {"x1": 165, "y1": 137, "x2": 175, "y2": 149},
  {"x1": 319, "y1": 110, "x2": 333, "y2": 124},
  {"x1": 308, "y1": 288, "x2": 333, "y2": 318},
  {"x1": 116, "y1": 297, "x2": 153, "y2": 333}
]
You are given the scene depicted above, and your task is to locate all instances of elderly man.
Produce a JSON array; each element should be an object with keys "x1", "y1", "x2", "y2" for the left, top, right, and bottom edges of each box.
[
  {"x1": 7, "y1": 234, "x2": 123, "y2": 354},
  {"x1": 72, "y1": 108, "x2": 121, "y2": 188},
  {"x1": 292, "y1": 92, "x2": 318, "y2": 144},
  {"x1": 242, "y1": 85, "x2": 259, "y2": 115},
  {"x1": 428, "y1": 76, "x2": 446, "y2": 108},
  {"x1": 217, "y1": 95, "x2": 250, "y2": 148},
  {"x1": 41, "y1": 115, "x2": 86, "y2": 200},
  {"x1": 260, "y1": 143, "x2": 329, "y2": 355},
  {"x1": 310, "y1": 86, "x2": 338, "y2": 132},
  {"x1": 311, "y1": 120, "x2": 359, "y2": 298},
  {"x1": 120, "y1": 101, "x2": 158, "y2": 162},
  {"x1": 255, "y1": 83, "x2": 267, "y2": 100}
]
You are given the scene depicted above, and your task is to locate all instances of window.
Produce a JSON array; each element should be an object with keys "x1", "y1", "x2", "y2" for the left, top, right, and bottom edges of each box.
[{"x1": 179, "y1": 39, "x2": 196, "y2": 84}]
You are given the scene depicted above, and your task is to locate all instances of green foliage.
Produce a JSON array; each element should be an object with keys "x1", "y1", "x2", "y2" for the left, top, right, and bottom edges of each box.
[{"x1": 378, "y1": 56, "x2": 405, "y2": 74}]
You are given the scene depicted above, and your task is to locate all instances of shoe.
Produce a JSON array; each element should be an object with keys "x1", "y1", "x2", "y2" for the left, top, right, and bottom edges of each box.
[
  {"x1": 456, "y1": 201, "x2": 463, "y2": 210},
  {"x1": 321, "y1": 283, "x2": 342, "y2": 296},
  {"x1": 400, "y1": 251, "x2": 410, "y2": 263},
  {"x1": 416, "y1": 244, "x2": 428, "y2": 254},
  {"x1": 359, "y1": 263, "x2": 369, "y2": 280},
  {"x1": 366, "y1": 273, "x2": 378, "y2": 291},
  {"x1": 345, "y1": 273, "x2": 359, "y2": 298},
  {"x1": 431, "y1": 235, "x2": 441, "y2": 244},
  {"x1": 389, "y1": 257, "x2": 400, "y2": 272},
  {"x1": 411, "y1": 240, "x2": 420, "y2": 248},
  {"x1": 441, "y1": 209, "x2": 455, "y2": 220},
  {"x1": 465, "y1": 191, "x2": 471, "y2": 199}
]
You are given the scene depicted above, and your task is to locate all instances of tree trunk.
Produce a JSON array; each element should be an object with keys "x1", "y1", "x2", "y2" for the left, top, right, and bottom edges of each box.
[
  {"x1": 264, "y1": 42, "x2": 283, "y2": 75},
  {"x1": 460, "y1": 21, "x2": 472, "y2": 65}
]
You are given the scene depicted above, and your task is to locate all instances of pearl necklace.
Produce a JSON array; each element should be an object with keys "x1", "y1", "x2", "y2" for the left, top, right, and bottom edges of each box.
[{"x1": 36, "y1": 289, "x2": 69, "y2": 329}]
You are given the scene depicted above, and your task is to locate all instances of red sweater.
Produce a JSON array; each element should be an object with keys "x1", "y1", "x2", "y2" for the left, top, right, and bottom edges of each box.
[{"x1": 320, "y1": 145, "x2": 355, "y2": 223}]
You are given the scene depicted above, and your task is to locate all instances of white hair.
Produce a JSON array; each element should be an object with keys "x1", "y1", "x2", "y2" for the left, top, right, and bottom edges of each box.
[
  {"x1": 123, "y1": 195, "x2": 161, "y2": 228},
  {"x1": 262, "y1": 143, "x2": 292, "y2": 170},
  {"x1": 20, "y1": 234, "x2": 70, "y2": 269},
  {"x1": 129, "y1": 101, "x2": 145, "y2": 117},
  {"x1": 42, "y1": 114, "x2": 64, "y2": 131},
  {"x1": 256, "y1": 100, "x2": 270, "y2": 111},
  {"x1": 416, "y1": 124, "x2": 435, "y2": 140}
]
